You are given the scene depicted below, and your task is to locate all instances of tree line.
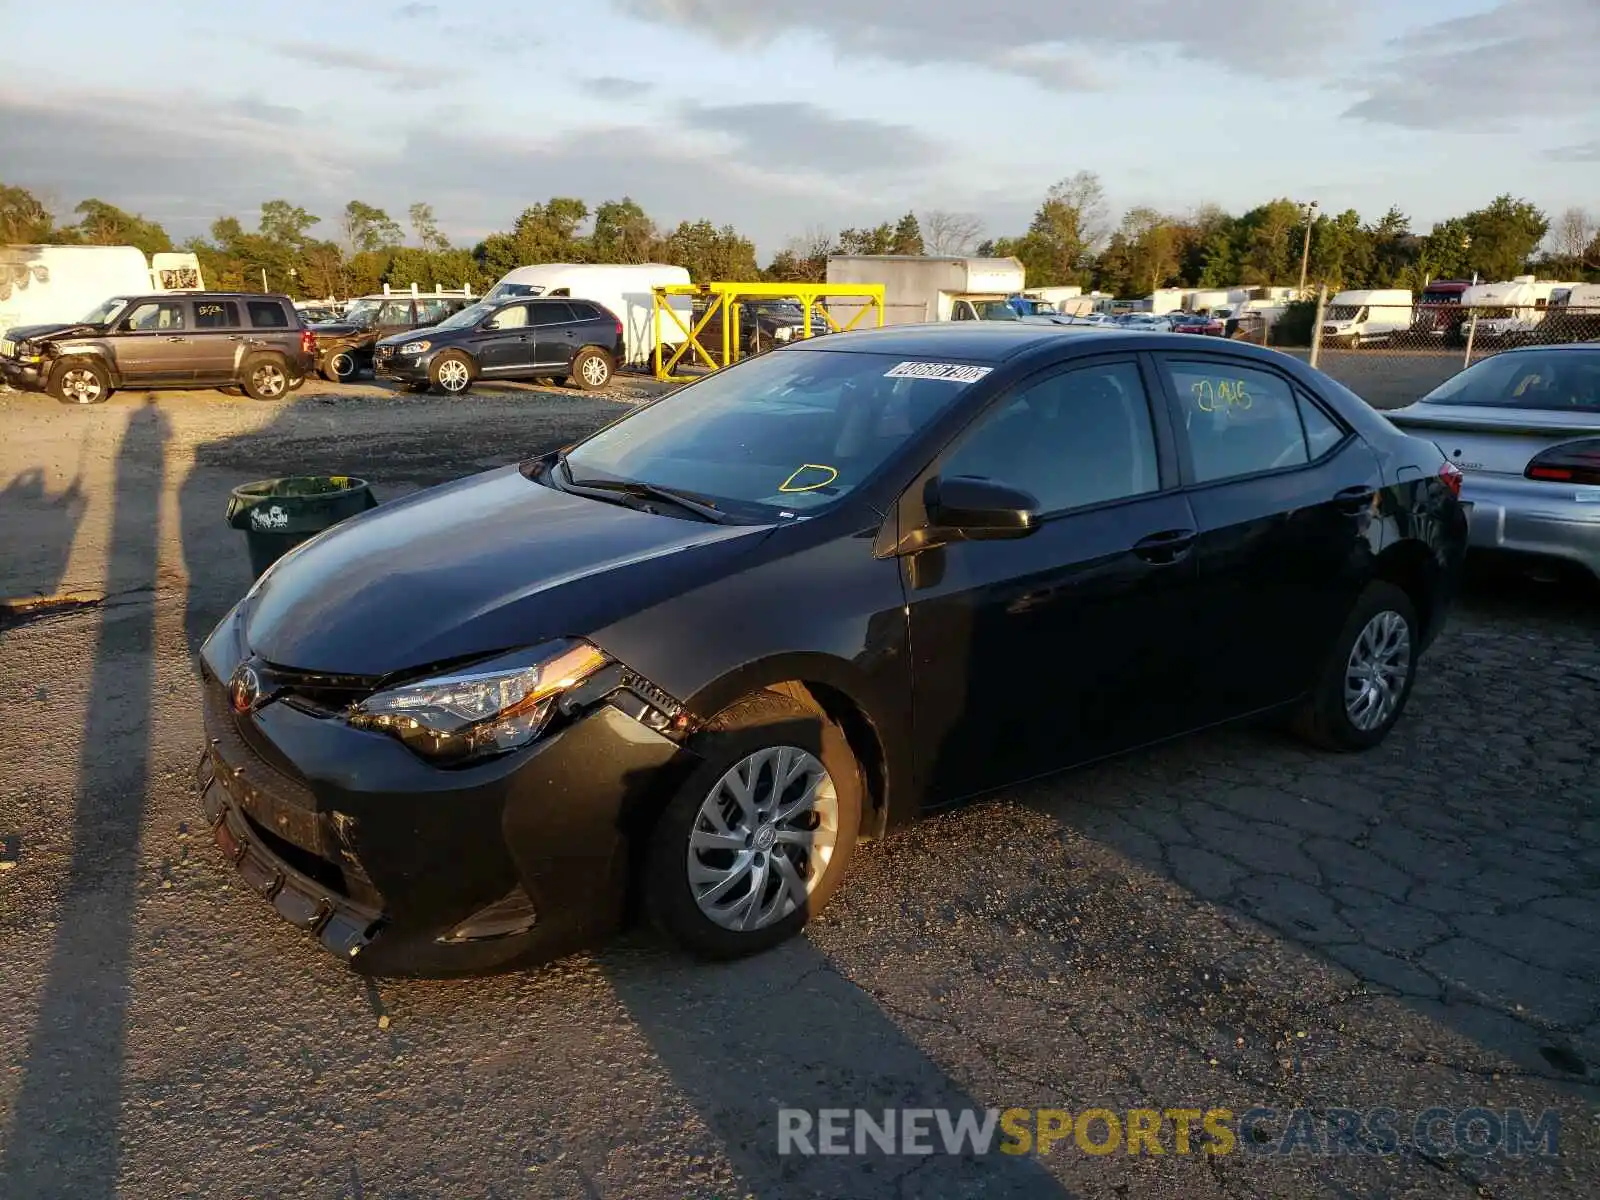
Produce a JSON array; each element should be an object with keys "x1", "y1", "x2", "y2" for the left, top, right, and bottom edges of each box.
[{"x1": 2, "y1": 176, "x2": 1594, "y2": 300}]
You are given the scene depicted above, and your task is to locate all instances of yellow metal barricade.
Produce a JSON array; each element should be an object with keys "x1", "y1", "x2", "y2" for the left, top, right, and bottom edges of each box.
[{"x1": 651, "y1": 282, "x2": 886, "y2": 382}]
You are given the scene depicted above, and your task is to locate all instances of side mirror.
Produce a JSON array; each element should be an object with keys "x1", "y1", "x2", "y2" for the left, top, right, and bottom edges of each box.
[{"x1": 924, "y1": 476, "x2": 1039, "y2": 539}]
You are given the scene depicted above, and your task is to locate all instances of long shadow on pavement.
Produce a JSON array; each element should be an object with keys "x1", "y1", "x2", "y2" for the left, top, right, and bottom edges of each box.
[{"x1": 0, "y1": 398, "x2": 170, "y2": 1197}]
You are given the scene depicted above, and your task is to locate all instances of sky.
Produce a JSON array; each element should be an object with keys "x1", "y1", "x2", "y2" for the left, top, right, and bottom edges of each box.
[{"x1": 1, "y1": 0, "x2": 1596, "y2": 257}]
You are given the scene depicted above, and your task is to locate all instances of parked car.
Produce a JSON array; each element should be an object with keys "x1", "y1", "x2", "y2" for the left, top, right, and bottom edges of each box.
[
  {"x1": 310, "y1": 291, "x2": 476, "y2": 383},
  {"x1": 1386, "y1": 344, "x2": 1600, "y2": 580},
  {"x1": 695, "y1": 296, "x2": 832, "y2": 356},
  {"x1": 1225, "y1": 312, "x2": 1269, "y2": 344},
  {"x1": 1114, "y1": 313, "x2": 1172, "y2": 333},
  {"x1": 295, "y1": 303, "x2": 343, "y2": 325},
  {"x1": 1173, "y1": 313, "x2": 1224, "y2": 336},
  {"x1": 372, "y1": 294, "x2": 625, "y2": 394},
  {"x1": 197, "y1": 322, "x2": 1467, "y2": 975},
  {"x1": 0, "y1": 292, "x2": 315, "y2": 404}
]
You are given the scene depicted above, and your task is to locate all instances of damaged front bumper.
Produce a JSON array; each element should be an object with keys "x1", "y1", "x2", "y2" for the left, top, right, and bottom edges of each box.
[{"x1": 196, "y1": 637, "x2": 696, "y2": 977}]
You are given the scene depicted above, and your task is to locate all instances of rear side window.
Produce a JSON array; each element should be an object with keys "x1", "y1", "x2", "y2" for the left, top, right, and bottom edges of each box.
[
  {"x1": 414, "y1": 298, "x2": 454, "y2": 325},
  {"x1": 570, "y1": 302, "x2": 603, "y2": 320},
  {"x1": 376, "y1": 300, "x2": 414, "y2": 325},
  {"x1": 247, "y1": 301, "x2": 290, "y2": 329},
  {"x1": 1164, "y1": 360, "x2": 1309, "y2": 483},
  {"x1": 123, "y1": 301, "x2": 185, "y2": 332},
  {"x1": 532, "y1": 301, "x2": 577, "y2": 324},
  {"x1": 194, "y1": 301, "x2": 239, "y2": 330},
  {"x1": 1298, "y1": 396, "x2": 1347, "y2": 458}
]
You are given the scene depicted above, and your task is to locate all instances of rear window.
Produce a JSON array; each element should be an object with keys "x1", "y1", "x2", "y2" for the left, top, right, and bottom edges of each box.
[
  {"x1": 194, "y1": 301, "x2": 239, "y2": 329},
  {"x1": 1422, "y1": 351, "x2": 1600, "y2": 413},
  {"x1": 247, "y1": 301, "x2": 290, "y2": 329}
]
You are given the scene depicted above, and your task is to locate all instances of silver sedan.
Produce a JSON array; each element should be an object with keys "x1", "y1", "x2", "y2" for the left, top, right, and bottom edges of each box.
[{"x1": 1386, "y1": 344, "x2": 1600, "y2": 579}]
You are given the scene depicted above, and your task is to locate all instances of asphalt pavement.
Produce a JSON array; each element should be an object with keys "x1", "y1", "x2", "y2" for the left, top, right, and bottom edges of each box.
[{"x1": 1, "y1": 374, "x2": 1597, "y2": 1199}]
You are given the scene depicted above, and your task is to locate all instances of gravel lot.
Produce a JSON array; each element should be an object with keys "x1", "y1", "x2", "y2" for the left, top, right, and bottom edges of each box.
[{"x1": 1, "y1": 370, "x2": 1597, "y2": 1200}]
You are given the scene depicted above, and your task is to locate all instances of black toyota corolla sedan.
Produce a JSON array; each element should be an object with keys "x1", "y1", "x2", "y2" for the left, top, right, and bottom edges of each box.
[{"x1": 198, "y1": 324, "x2": 1468, "y2": 976}]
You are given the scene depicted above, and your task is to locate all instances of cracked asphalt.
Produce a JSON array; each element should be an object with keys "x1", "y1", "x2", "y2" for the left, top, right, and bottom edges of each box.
[{"x1": 1, "y1": 374, "x2": 1597, "y2": 1199}]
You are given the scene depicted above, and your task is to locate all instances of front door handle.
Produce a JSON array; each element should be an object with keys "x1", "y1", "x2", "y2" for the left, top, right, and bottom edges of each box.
[
  {"x1": 166, "y1": 336, "x2": 188, "y2": 343},
  {"x1": 1131, "y1": 528, "x2": 1197, "y2": 565},
  {"x1": 1333, "y1": 485, "x2": 1376, "y2": 512}
]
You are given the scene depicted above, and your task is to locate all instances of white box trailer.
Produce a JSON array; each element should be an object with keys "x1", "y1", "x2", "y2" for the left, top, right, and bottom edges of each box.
[
  {"x1": 826, "y1": 255, "x2": 1026, "y2": 324},
  {"x1": 1462, "y1": 276, "x2": 1575, "y2": 342},
  {"x1": 0, "y1": 244, "x2": 204, "y2": 341},
  {"x1": 483, "y1": 263, "x2": 692, "y2": 365}
]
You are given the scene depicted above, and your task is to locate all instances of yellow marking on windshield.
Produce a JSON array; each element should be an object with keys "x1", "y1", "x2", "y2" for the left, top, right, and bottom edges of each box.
[{"x1": 779, "y1": 464, "x2": 840, "y2": 493}]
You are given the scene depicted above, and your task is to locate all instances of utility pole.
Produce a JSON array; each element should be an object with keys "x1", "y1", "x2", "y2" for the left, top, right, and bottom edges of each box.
[{"x1": 1297, "y1": 201, "x2": 1320, "y2": 297}]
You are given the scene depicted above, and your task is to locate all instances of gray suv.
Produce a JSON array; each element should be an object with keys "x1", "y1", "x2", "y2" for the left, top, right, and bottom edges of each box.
[{"x1": 0, "y1": 292, "x2": 317, "y2": 404}]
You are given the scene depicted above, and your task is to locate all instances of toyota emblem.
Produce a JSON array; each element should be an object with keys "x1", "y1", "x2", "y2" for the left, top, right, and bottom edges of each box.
[{"x1": 229, "y1": 664, "x2": 263, "y2": 714}]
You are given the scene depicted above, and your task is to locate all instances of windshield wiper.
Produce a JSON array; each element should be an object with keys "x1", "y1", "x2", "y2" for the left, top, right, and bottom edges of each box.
[{"x1": 556, "y1": 457, "x2": 732, "y2": 524}]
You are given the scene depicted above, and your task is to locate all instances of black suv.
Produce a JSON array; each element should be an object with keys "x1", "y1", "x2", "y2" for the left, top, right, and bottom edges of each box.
[
  {"x1": 309, "y1": 292, "x2": 476, "y2": 383},
  {"x1": 0, "y1": 292, "x2": 315, "y2": 404},
  {"x1": 374, "y1": 296, "x2": 625, "y2": 395},
  {"x1": 696, "y1": 297, "x2": 832, "y2": 356}
]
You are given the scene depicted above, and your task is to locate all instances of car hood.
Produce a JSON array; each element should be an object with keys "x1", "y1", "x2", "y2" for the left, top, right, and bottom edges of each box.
[
  {"x1": 6, "y1": 322, "x2": 100, "y2": 343},
  {"x1": 241, "y1": 464, "x2": 775, "y2": 675},
  {"x1": 310, "y1": 321, "x2": 365, "y2": 336}
]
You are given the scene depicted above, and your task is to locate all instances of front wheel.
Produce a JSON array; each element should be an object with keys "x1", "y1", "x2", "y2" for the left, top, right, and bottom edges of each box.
[
  {"x1": 430, "y1": 351, "x2": 474, "y2": 396},
  {"x1": 48, "y1": 359, "x2": 112, "y2": 405},
  {"x1": 645, "y1": 690, "x2": 861, "y2": 959},
  {"x1": 320, "y1": 349, "x2": 359, "y2": 383},
  {"x1": 570, "y1": 347, "x2": 613, "y2": 391},
  {"x1": 1291, "y1": 582, "x2": 1419, "y2": 751}
]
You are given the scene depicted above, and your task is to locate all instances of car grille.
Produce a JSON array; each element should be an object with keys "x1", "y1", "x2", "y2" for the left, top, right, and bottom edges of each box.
[
  {"x1": 0, "y1": 339, "x2": 14, "y2": 358},
  {"x1": 374, "y1": 344, "x2": 394, "y2": 362}
]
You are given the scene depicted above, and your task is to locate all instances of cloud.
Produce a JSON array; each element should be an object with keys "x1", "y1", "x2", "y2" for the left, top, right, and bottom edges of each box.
[
  {"x1": 610, "y1": 0, "x2": 1359, "y2": 86},
  {"x1": 681, "y1": 102, "x2": 935, "y2": 176},
  {"x1": 1342, "y1": 1, "x2": 1600, "y2": 130},
  {"x1": 1546, "y1": 141, "x2": 1600, "y2": 164},
  {"x1": 394, "y1": 1, "x2": 437, "y2": 17},
  {"x1": 579, "y1": 76, "x2": 655, "y2": 100},
  {"x1": 271, "y1": 40, "x2": 440, "y2": 85}
]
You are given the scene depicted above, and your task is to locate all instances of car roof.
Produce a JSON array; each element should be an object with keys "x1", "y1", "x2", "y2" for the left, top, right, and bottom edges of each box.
[
  {"x1": 787, "y1": 321, "x2": 1278, "y2": 364},
  {"x1": 111, "y1": 291, "x2": 292, "y2": 303}
]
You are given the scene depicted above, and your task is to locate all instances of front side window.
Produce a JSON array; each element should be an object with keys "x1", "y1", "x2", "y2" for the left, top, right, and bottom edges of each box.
[
  {"x1": 487, "y1": 304, "x2": 530, "y2": 330},
  {"x1": 1420, "y1": 351, "x2": 1600, "y2": 412},
  {"x1": 562, "y1": 350, "x2": 988, "y2": 518},
  {"x1": 246, "y1": 300, "x2": 289, "y2": 329},
  {"x1": 414, "y1": 298, "x2": 454, "y2": 325},
  {"x1": 376, "y1": 301, "x2": 413, "y2": 325},
  {"x1": 1164, "y1": 360, "x2": 1309, "y2": 483},
  {"x1": 940, "y1": 361, "x2": 1160, "y2": 513},
  {"x1": 123, "y1": 301, "x2": 185, "y2": 332}
]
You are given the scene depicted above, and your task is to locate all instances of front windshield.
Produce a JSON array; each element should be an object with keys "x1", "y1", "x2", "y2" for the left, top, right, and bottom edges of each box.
[
  {"x1": 341, "y1": 299, "x2": 381, "y2": 327},
  {"x1": 1422, "y1": 350, "x2": 1600, "y2": 412},
  {"x1": 80, "y1": 297, "x2": 128, "y2": 325},
  {"x1": 973, "y1": 301, "x2": 1020, "y2": 321},
  {"x1": 1327, "y1": 306, "x2": 1360, "y2": 320},
  {"x1": 560, "y1": 349, "x2": 990, "y2": 518},
  {"x1": 434, "y1": 300, "x2": 497, "y2": 330}
]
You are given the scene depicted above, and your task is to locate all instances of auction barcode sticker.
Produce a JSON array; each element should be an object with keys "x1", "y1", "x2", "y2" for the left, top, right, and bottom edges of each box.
[{"x1": 884, "y1": 361, "x2": 993, "y2": 383}]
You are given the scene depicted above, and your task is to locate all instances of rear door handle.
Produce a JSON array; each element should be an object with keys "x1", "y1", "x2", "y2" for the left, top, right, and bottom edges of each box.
[
  {"x1": 1131, "y1": 528, "x2": 1197, "y2": 565},
  {"x1": 166, "y1": 336, "x2": 188, "y2": 343},
  {"x1": 1333, "y1": 485, "x2": 1376, "y2": 512}
]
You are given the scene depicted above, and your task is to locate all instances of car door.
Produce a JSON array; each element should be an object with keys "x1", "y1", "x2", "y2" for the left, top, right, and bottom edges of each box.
[
  {"x1": 530, "y1": 300, "x2": 580, "y2": 370},
  {"x1": 1151, "y1": 352, "x2": 1384, "y2": 717},
  {"x1": 473, "y1": 302, "x2": 538, "y2": 372},
  {"x1": 899, "y1": 355, "x2": 1207, "y2": 804},
  {"x1": 111, "y1": 299, "x2": 194, "y2": 384},
  {"x1": 189, "y1": 299, "x2": 242, "y2": 384}
]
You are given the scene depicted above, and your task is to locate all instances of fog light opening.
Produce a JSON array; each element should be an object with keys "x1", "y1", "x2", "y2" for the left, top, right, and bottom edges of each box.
[{"x1": 436, "y1": 885, "x2": 538, "y2": 943}]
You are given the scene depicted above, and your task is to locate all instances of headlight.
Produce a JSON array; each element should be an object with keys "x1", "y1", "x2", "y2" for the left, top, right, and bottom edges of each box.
[
  {"x1": 773, "y1": 326, "x2": 795, "y2": 341},
  {"x1": 400, "y1": 340, "x2": 432, "y2": 355},
  {"x1": 347, "y1": 640, "x2": 608, "y2": 762}
]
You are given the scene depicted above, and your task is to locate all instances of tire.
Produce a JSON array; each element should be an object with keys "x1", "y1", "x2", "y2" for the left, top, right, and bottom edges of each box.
[
  {"x1": 320, "y1": 349, "x2": 358, "y2": 383},
  {"x1": 241, "y1": 355, "x2": 291, "y2": 401},
  {"x1": 1291, "y1": 582, "x2": 1419, "y2": 752},
  {"x1": 48, "y1": 358, "x2": 112, "y2": 406},
  {"x1": 570, "y1": 347, "x2": 613, "y2": 391},
  {"x1": 430, "y1": 351, "x2": 474, "y2": 396},
  {"x1": 644, "y1": 688, "x2": 861, "y2": 959}
]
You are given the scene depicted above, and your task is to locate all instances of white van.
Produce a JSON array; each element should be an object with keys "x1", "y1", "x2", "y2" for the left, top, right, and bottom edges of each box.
[
  {"x1": 483, "y1": 263, "x2": 692, "y2": 365},
  {"x1": 1321, "y1": 288, "x2": 1413, "y2": 347},
  {"x1": 0, "y1": 245, "x2": 204, "y2": 341}
]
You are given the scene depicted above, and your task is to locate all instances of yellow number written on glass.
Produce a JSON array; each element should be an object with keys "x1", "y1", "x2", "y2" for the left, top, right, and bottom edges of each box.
[{"x1": 1191, "y1": 378, "x2": 1253, "y2": 412}]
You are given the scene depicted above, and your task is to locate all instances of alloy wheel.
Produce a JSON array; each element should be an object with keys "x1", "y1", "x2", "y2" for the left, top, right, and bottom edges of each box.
[
  {"x1": 60, "y1": 368, "x2": 102, "y2": 404},
  {"x1": 687, "y1": 746, "x2": 840, "y2": 932},
  {"x1": 437, "y1": 359, "x2": 470, "y2": 393},
  {"x1": 252, "y1": 363, "x2": 287, "y2": 398},
  {"x1": 1344, "y1": 610, "x2": 1411, "y2": 731},
  {"x1": 580, "y1": 355, "x2": 609, "y2": 387}
]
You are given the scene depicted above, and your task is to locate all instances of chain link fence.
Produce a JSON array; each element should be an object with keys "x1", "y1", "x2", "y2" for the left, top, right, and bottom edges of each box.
[{"x1": 1308, "y1": 298, "x2": 1600, "y2": 368}]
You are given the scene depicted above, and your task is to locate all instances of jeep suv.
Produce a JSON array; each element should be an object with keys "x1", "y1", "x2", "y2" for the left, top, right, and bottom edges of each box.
[
  {"x1": 0, "y1": 292, "x2": 315, "y2": 404},
  {"x1": 310, "y1": 292, "x2": 476, "y2": 383}
]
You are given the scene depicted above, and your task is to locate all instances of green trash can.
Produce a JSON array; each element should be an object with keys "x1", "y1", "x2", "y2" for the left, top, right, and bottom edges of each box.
[{"x1": 225, "y1": 475, "x2": 378, "y2": 579}]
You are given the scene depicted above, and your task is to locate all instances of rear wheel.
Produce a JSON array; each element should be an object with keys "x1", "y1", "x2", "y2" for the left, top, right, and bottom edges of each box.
[
  {"x1": 1292, "y1": 582, "x2": 1419, "y2": 751},
  {"x1": 320, "y1": 349, "x2": 358, "y2": 383},
  {"x1": 430, "y1": 351, "x2": 474, "y2": 396},
  {"x1": 645, "y1": 690, "x2": 861, "y2": 959},
  {"x1": 48, "y1": 359, "x2": 112, "y2": 405},
  {"x1": 571, "y1": 347, "x2": 613, "y2": 391},
  {"x1": 241, "y1": 355, "x2": 290, "y2": 401}
]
